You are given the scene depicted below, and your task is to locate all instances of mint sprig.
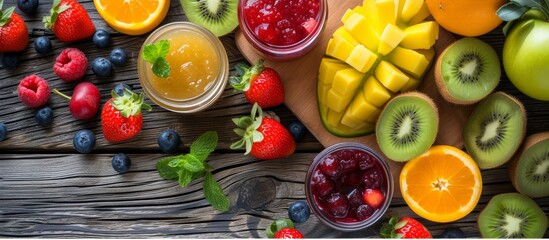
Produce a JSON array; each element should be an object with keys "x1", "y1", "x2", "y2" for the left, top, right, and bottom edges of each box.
[
  {"x1": 143, "y1": 39, "x2": 171, "y2": 78},
  {"x1": 156, "y1": 131, "x2": 231, "y2": 212}
]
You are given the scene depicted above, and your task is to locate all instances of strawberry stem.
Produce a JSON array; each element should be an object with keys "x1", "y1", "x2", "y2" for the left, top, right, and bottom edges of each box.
[
  {"x1": 229, "y1": 103, "x2": 264, "y2": 155},
  {"x1": 52, "y1": 89, "x2": 71, "y2": 100}
]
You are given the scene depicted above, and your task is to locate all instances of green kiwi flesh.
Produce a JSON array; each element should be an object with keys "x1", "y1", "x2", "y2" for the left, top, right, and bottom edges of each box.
[
  {"x1": 376, "y1": 92, "x2": 438, "y2": 162},
  {"x1": 463, "y1": 92, "x2": 526, "y2": 169},
  {"x1": 478, "y1": 192, "x2": 548, "y2": 238},
  {"x1": 181, "y1": 0, "x2": 239, "y2": 37},
  {"x1": 435, "y1": 37, "x2": 500, "y2": 104},
  {"x1": 510, "y1": 132, "x2": 549, "y2": 198}
]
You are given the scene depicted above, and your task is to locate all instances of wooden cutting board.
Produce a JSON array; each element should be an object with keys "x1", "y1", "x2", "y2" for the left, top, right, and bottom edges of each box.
[{"x1": 235, "y1": 0, "x2": 474, "y2": 197}]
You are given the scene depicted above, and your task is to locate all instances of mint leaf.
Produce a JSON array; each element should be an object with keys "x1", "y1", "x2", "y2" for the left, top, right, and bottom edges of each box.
[
  {"x1": 142, "y1": 40, "x2": 171, "y2": 78},
  {"x1": 203, "y1": 172, "x2": 230, "y2": 212},
  {"x1": 182, "y1": 154, "x2": 205, "y2": 173},
  {"x1": 178, "y1": 168, "x2": 193, "y2": 188},
  {"x1": 156, "y1": 157, "x2": 179, "y2": 180},
  {"x1": 152, "y1": 58, "x2": 170, "y2": 78},
  {"x1": 190, "y1": 131, "x2": 218, "y2": 162}
]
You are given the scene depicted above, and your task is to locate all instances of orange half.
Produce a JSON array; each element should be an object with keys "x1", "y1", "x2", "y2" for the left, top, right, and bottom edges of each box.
[
  {"x1": 400, "y1": 145, "x2": 482, "y2": 223},
  {"x1": 94, "y1": 0, "x2": 170, "y2": 35}
]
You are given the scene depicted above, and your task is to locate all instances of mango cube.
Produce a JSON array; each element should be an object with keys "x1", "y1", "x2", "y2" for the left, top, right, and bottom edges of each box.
[
  {"x1": 348, "y1": 91, "x2": 379, "y2": 122},
  {"x1": 326, "y1": 36, "x2": 356, "y2": 62},
  {"x1": 400, "y1": 76, "x2": 421, "y2": 92},
  {"x1": 363, "y1": 76, "x2": 393, "y2": 107},
  {"x1": 327, "y1": 88, "x2": 356, "y2": 112},
  {"x1": 387, "y1": 46, "x2": 430, "y2": 78},
  {"x1": 407, "y1": 1, "x2": 431, "y2": 25},
  {"x1": 400, "y1": 0, "x2": 424, "y2": 23},
  {"x1": 318, "y1": 58, "x2": 350, "y2": 85},
  {"x1": 347, "y1": 45, "x2": 378, "y2": 73},
  {"x1": 375, "y1": 0, "x2": 397, "y2": 27},
  {"x1": 327, "y1": 108, "x2": 345, "y2": 127},
  {"x1": 400, "y1": 21, "x2": 439, "y2": 49},
  {"x1": 343, "y1": 12, "x2": 379, "y2": 51},
  {"x1": 341, "y1": 110, "x2": 365, "y2": 129},
  {"x1": 331, "y1": 68, "x2": 364, "y2": 95},
  {"x1": 375, "y1": 60, "x2": 409, "y2": 92},
  {"x1": 378, "y1": 24, "x2": 405, "y2": 55},
  {"x1": 416, "y1": 47, "x2": 436, "y2": 63},
  {"x1": 317, "y1": 83, "x2": 331, "y2": 105}
]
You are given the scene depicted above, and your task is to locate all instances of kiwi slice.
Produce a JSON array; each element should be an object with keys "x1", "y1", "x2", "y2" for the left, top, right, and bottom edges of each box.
[
  {"x1": 181, "y1": 0, "x2": 239, "y2": 37},
  {"x1": 434, "y1": 37, "x2": 500, "y2": 105},
  {"x1": 376, "y1": 92, "x2": 439, "y2": 162},
  {"x1": 463, "y1": 92, "x2": 526, "y2": 169},
  {"x1": 510, "y1": 132, "x2": 549, "y2": 198},
  {"x1": 478, "y1": 192, "x2": 548, "y2": 238}
]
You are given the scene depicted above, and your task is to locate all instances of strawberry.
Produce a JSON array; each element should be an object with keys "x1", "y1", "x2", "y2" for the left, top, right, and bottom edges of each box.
[
  {"x1": 362, "y1": 188, "x2": 384, "y2": 208},
  {"x1": 380, "y1": 217, "x2": 432, "y2": 238},
  {"x1": 230, "y1": 59, "x2": 284, "y2": 108},
  {"x1": 43, "y1": 0, "x2": 95, "y2": 43},
  {"x1": 101, "y1": 88, "x2": 151, "y2": 143},
  {"x1": 230, "y1": 103, "x2": 295, "y2": 160},
  {"x1": 273, "y1": 228, "x2": 304, "y2": 239},
  {"x1": 0, "y1": 1, "x2": 29, "y2": 52}
]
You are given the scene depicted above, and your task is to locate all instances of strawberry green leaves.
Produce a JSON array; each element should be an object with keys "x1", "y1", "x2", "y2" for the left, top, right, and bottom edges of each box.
[
  {"x1": 0, "y1": 0, "x2": 16, "y2": 27},
  {"x1": 143, "y1": 39, "x2": 171, "y2": 78},
  {"x1": 156, "y1": 131, "x2": 231, "y2": 212}
]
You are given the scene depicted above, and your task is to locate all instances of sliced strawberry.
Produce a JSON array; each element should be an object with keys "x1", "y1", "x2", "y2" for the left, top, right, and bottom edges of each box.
[{"x1": 362, "y1": 188, "x2": 384, "y2": 208}]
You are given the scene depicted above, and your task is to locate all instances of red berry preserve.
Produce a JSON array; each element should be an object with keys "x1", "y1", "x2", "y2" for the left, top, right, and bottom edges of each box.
[{"x1": 243, "y1": 0, "x2": 321, "y2": 46}]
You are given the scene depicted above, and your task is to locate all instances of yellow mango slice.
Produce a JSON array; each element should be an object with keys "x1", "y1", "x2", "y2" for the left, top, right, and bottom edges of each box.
[
  {"x1": 331, "y1": 68, "x2": 365, "y2": 95},
  {"x1": 327, "y1": 88, "x2": 356, "y2": 112},
  {"x1": 333, "y1": 26, "x2": 359, "y2": 46},
  {"x1": 327, "y1": 108, "x2": 345, "y2": 127},
  {"x1": 400, "y1": 21, "x2": 439, "y2": 49},
  {"x1": 348, "y1": 91, "x2": 380, "y2": 122},
  {"x1": 416, "y1": 47, "x2": 436, "y2": 63},
  {"x1": 400, "y1": 75, "x2": 421, "y2": 92},
  {"x1": 400, "y1": 0, "x2": 424, "y2": 23},
  {"x1": 318, "y1": 57, "x2": 350, "y2": 85},
  {"x1": 387, "y1": 46, "x2": 430, "y2": 78},
  {"x1": 343, "y1": 12, "x2": 379, "y2": 51},
  {"x1": 375, "y1": 60, "x2": 409, "y2": 92},
  {"x1": 378, "y1": 23, "x2": 405, "y2": 55},
  {"x1": 341, "y1": 110, "x2": 365, "y2": 129},
  {"x1": 407, "y1": 1, "x2": 431, "y2": 25},
  {"x1": 347, "y1": 45, "x2": 378, "y2": 73},
  {"x1": 363, "y1": 75, "x2": 393, "y2": 107},
  {"x1": 375, "y1": 0, "x2": 397, "y2": 28},
  {"x1": 326, "y1": 36, "x2": 356, "y2": 62}
]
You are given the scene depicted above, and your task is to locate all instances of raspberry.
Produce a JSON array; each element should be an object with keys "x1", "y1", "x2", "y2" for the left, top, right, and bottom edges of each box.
[
  {"x1": 17, "y1": 75, "x2": 51, "y2": 108},
  {"x1": 53, "y1": 48, "x2": 88, "y2": 82}
]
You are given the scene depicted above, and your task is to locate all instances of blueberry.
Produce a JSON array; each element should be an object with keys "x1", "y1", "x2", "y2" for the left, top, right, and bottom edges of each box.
[
  {"x1": 112, "y1": 153, "x2": 131, "y2": 173},
  {"x1": 288, "y1": 121, "x2": 305, "y2": 141},
  {"x1": 92, "y1": 57, "x2": 113, "y2": 77},
  {"x1": 1, "y1": 53, "x2": 19, "y2": 69},
  {"x1": 109, "y1": 48, "x2": 128, "y2": 66},
  {"x1": 157, "y1": 129, "x2": 181, "y2": 153},
  {"x1": 114, "y1": 83, "x2": 132, "y2": 96},
  {"x1": 92, "y1": 29, "x2": 110, "y2": 48},
  {"x1": 0, "y1": 122, "x2": 7, "y2": 141},
  {"x1": 35, "y1": 106, "x2": 53, "y2": 126},
  {"x1": 73, "y1": 129, "x2": 96, "y2": 154},
  {"x1": 437, "y1": 227, "x2": 466, "y2": 238},
  {"x1": 288, "y1": 201, "x2": 311, "y2": 224},
  {"x1": 34, "y1": 36, "x2": 52, "y2": 54},
  {"x1": 17, "y1": 0, "x2": 39, "y2": 14}
]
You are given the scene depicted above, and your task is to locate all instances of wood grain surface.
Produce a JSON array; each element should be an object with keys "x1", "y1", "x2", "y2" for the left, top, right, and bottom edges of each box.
[
  {"x1": 235, "y1": 0, "x2": 474, "y2": 196},
  {"x1": 0, "y1": 0, "x2": 548, "y2": 238}
]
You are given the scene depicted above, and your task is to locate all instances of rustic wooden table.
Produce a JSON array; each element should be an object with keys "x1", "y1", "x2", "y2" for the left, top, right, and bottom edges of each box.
[{"x1": 1, "y1": 0, "x2": 548, "y2": 238}]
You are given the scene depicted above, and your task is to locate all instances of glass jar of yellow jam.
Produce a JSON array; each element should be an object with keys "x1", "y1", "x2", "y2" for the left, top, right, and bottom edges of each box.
[{"x1": 138, "y1": 22, "x2": 229, "y2": 113}]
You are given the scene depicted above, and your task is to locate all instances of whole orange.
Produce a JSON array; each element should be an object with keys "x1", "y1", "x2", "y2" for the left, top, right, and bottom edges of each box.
[{"x1": 426, "y1": 0, "x2": 508, "y2": 36}]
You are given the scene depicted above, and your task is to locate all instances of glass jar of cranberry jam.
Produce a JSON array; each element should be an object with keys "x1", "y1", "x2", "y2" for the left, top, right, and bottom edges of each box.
[
  {"x1": 305, "y1": 142, "x2": 394, "y2": 231},
  {"x1": 238, "y1": 0, "x2": 328, "y2": 60}
]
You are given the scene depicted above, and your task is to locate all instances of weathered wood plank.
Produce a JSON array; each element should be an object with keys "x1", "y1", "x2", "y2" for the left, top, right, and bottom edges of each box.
[{"x1": 1, "y1": 153, "x2": 548, "y2": 238}]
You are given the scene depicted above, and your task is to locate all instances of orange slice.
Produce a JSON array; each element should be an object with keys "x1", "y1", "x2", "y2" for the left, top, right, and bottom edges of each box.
[
  {"x1": 400, "y1": 145, "x2": 482, "y2": 223},
  {"x1": 94, "y1": 0, "x2": 170, "y2": 35}
]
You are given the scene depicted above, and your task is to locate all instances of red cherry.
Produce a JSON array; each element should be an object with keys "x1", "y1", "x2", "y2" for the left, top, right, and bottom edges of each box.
[{"x1": 54, "y1": 82, "x2": 101, "y2": 120}]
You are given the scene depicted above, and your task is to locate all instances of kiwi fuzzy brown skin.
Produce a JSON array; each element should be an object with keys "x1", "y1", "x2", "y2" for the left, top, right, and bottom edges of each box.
[
  {"x1": 509, "y1": 132, "x2": 549, "y2": 198},
  {"x1": 434, "y1": 38, "x2": 500, "y2": 105},
  {"x1": 463, "y1": 91, "x2": 527, "y2": 169},
  {"x1": 375, "y1": 91, "x2": 439, "y2": 162}
]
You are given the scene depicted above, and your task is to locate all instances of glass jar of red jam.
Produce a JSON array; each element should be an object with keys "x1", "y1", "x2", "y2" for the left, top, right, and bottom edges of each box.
[
  {"x1": 238, "y1": 0, "x2": 328, "y2": 60},
  {"x1": 305, "y1": 142, "x2": 394, "y2": 231}
]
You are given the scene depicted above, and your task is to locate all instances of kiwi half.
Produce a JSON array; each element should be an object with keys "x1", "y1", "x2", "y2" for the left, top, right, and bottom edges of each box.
[
  {"x1": 510, "y1": 132, "x2": 549, "y2": 198},
  {"x1": 376, "y1": 92, "x2": 439, "y2": 162},
  {"x1": 181, "y1": 0, "x2": 239, "y2": 37},
  {"x1": 463, "y1": 92, "x2": 526, "y2": 169},
  {"x1": 478, "y1": 192, "x2": 548, "y2": 238},
  {"x1": 435, "y1": 37, "x2": 500, "y2": 105}
]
